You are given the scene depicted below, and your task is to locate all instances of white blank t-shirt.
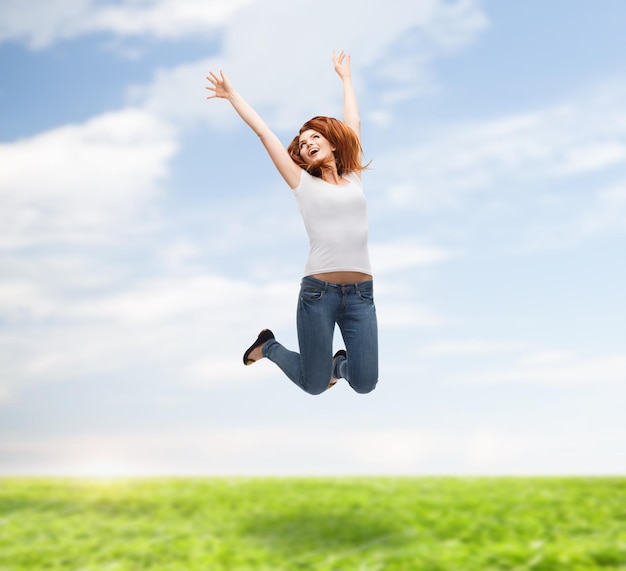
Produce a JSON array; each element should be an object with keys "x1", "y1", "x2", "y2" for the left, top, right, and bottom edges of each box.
[{"x1": 292, "y1": 170, "x2": 372, "y2": 277}]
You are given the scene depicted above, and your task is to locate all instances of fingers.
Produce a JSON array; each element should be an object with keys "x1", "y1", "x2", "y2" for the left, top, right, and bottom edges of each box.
[
  {"x1": 206, "y1": 70, "x2": 220, "y2": 85},
  {"x1": 205, "y1": 73, "x2": 216, "y2": 99},
  {"x1": 206, "y1": 70, "x2": 225, "y2": 98},
  {"x1": 206, "y1": 70, "x2": 226, "y2": 82},
  {"x1": 332, "y1": 50, "x2": 347, "y2": 66}
]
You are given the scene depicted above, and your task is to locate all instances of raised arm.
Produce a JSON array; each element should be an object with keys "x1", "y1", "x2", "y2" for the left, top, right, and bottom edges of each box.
[
  {"x1": 332, "y1": 50, "x2": 361, "y2": 143},
  {"x1": 206, "y1": 70, "x2": 302, "y2": 189}
]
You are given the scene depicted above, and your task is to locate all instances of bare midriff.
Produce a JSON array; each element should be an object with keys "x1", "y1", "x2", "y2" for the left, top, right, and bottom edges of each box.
[{"x1": 311, "y1": 271, "x2": 372, "y2": 284}]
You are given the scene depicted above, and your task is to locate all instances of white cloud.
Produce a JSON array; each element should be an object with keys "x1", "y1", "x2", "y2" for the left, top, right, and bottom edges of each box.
[
  {"x1": 369, "y1": 80, "x2": 626, "y2": 255},
  {"x1": 380, "y1": 83, "x2": 626, "y2": 213},
  {"x1": 517, "y1": 350, "x2": 575, "y2": 367},
  {"x1": 558, "y1": 142, "x2": 626, "y2": 175},
  {"x1": 1, "y1": 0, "x2": 488, "y2": 136},
  {"x1": 424, "y1": 0, "x2": 490, "y2": 51},
  {"x1": 0, "y1": 108, "x2": 176, "y2": 247},
  {"x1": 91, "y1": 0, "x2": 256, "y2": 39},
  {"x1": 0, "y1": 0, "x2": 86, "y2": 49},
  {"x1": 0, "y1": 270, "x2": 295, "y2": 388},
  {"x1": 126, "y1": 0, "x2": 487, "y2": 131},
  {"x1": 0, "y1": 383, "x2": 10, "y2": 403},
  {"x1": 69, "y1": 275, "x2": 294, "y2": 326},
  {"x1": 0, "y1": 0, "x2": 257, "y2": 49},
  {"x1": 370, "y1": 240, "x2": 453, "y2": 273},
  {"x1": 419, "y1": 338, "x2": 626, "y2": 386},
  {"x1": 159, "y1": 238, "x2": 203, "y2": 270},
  {"x1": 420, "y1": 339, "x2": 528, "y2": 356},
  {"x1": 0, "y1": 0, "x2": 487, "y2": 57},
  {"x1": 380, "y1": 301, "x2": 443, "y2": 329},
  {"x1": 580, "y1": 181, "x2": 626, "y2": 236},
  {"x1": 129, "y1": 57, "x2": 231, "y2": 129},
  {"x1": 3, "y1": 425, "x2": 624, "y2": 476},
  {"x1": 447, "y1": 352, "x2": 626, "y2": 385}
]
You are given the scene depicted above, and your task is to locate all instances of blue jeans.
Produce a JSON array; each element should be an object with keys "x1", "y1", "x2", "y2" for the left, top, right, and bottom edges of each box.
[{"x1": 263, "y1": 276, "x2": 379, "y2": 395}]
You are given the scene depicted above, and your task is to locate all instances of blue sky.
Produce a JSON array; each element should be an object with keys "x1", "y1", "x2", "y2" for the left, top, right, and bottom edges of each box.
[{"x1": 1, "y1": 0, "x2": 625, "y2": 476}]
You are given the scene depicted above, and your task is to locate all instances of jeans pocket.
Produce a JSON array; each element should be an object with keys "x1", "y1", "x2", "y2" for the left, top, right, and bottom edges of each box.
[
  {"x1": 300, "y1": 287, "x2": 325, "y2": 302},
  {"x1": 356, "y1": 288, "x2": 374, "y2": 302}
]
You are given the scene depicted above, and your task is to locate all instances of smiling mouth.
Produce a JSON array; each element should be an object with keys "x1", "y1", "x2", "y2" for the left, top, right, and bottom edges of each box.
[{"x1": 308, "y1": 149, "x2": 319, "y2": 157}]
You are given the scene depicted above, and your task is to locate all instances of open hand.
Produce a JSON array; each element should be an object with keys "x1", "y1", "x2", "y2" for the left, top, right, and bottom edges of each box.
[
  {"x1": 332, "y1": 50, "x2": 351, "y2": 80},
  {"x1": 206, "y1": 70, "x2": 232, "y2": 99}
]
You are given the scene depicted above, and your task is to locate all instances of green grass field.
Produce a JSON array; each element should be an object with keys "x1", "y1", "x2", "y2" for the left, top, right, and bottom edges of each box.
[{"x1": 1, "y1": 477, "x2": 625, "y2": 570}]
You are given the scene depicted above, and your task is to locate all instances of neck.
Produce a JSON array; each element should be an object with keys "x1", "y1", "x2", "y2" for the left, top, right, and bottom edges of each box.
[{"x1": 319, "y1": 164, "x2": 342, "y2": 185}]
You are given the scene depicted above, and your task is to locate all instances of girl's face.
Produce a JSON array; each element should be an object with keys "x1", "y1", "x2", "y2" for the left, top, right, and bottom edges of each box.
[{"x1": 298, "y1": 129, "x2": 335, "y2": 165}]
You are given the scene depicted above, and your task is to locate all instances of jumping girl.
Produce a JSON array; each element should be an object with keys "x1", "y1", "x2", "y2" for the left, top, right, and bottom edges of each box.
[{"x1": 206, "y1": 51, "x2": 378, "y2": 395}]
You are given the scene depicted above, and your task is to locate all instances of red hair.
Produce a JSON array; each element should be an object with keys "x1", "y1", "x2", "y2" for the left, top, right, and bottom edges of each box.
[{"x1": 287, "y1": 116, "x2": 368, "y2": 178}]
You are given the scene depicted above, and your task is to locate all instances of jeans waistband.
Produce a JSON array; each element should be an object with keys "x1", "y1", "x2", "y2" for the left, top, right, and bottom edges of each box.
[{"x1": 301, "y1": 275, "x2": 374, "y2": 293}]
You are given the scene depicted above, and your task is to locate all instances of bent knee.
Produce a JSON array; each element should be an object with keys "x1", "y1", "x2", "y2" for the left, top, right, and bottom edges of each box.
[
  {"x1": 304, "y1": 385, "x2": 327, "y2": 396},
  {"x1": 300, "y1": 376, "x2": 330, "y2": 396},
  {"x1": 351, "y1": 378, "x2": 378, "y2": 394}
]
